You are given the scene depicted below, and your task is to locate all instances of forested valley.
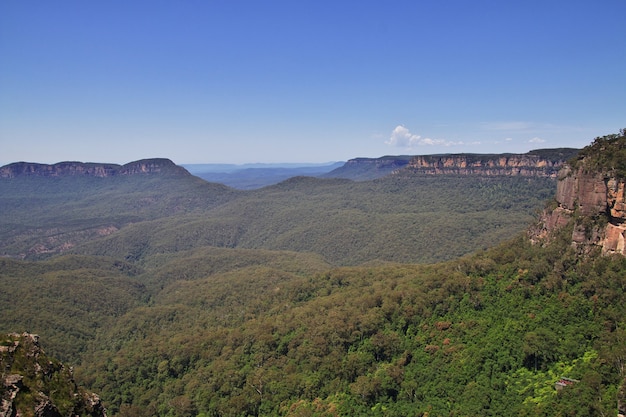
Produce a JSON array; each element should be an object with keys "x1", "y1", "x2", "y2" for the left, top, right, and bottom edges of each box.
[{"x1": 1, "y1": 136, "x2": 625, "y2": 416}]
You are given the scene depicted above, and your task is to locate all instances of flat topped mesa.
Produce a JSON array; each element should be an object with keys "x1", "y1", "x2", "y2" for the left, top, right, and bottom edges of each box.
[
  {"x1": 402, "y1": 148, "x2": 580, "y2": 177},
  {"x1": 0, "y1": 158, "x2": 190, "y2": 178}
]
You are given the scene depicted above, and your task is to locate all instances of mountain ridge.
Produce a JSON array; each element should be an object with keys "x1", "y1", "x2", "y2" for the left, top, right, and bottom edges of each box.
[
  {"x1": 401, "y1": 148, "x2": 579, "y2": 178},
  {"x1": 326, "y1": 148, "x2": 580, "y2": 181},
  {"x1": 1, "y1": 149, "x2": 579, "y2": 184},
  {"x1": 0, "y1": 158, "x2": 189, "y2": 178}
]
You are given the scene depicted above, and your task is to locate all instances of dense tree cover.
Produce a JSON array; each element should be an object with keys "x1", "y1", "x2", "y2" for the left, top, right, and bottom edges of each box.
[
  {"x1": 1, "y1": 164, "x2": 555, "y2": 264},
  {"x1": 4, "y1": 138, "x2": 626, "y2": 415},
  {"x1": 0, "y1": 174, "x2": 238, "y2": 258},
  {"x1": 68, "y1": 175, "x2": 556, "y2": 265},
  {"x1": 570, "y1": 128, "x2": 626, "y2": 178},
  {"x1": 65, "y1": 226, "x2": 626, "y2": 416},
  {"x1": 0, "y1": 248, "x2": 329, "y2": 362},
  {"x1": 6, "y1": 223, "x2": 625, "y2": 415},
  {"x1": 0, "y1": 255, "x2": 147, "y2": 362}
]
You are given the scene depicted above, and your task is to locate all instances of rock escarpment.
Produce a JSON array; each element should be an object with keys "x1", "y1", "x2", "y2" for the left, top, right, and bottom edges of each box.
[
  {"x1": 326, "y1": 149, "x2": 579, "y2": 180},
  {"x1": 0, "y1": 158, "x2": 189, "y2": 178},
  {"x1": 1, "y1": 333, "x2": 106, "y2": 417},
  {"x1": 402, "y1": 148, "x2": 579, "y2": 177},
  {"x1": 532, "y1": 131, "x2": 626, "y2": 255}
]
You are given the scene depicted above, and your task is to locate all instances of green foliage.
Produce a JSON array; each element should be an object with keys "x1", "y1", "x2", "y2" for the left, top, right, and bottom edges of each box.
[
  {"x1": 63, "y1": 233, "x2": 626, "y2": 416},
  {"x1": 6, "y1": 223, "x2": 625, "y2": 415},
  {"x1": 569, "y1": 128, "x2": 626, "y2": 178},
  {"x1": 65, "y1": 174, "x2": 556, "y2": 265},
  {"x1": 0, "y1": 256, "x2": 147, "y2": 361},
  {"x1": 525, "y1": 148, "x2": 581, "y2": 162},
  {"x1": 0, "y1": 173, "x2": 238, "y2": 259},
  {"x1": 2, "y1": 140, "x2": 625, "y2": 416},
  {"x1": 1, "y1": 332, "x2": 104, "y2": 416}
]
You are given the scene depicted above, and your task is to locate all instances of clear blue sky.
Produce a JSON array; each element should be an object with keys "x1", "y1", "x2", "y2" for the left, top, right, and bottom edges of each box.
[{"x1": 1, "y1": 1, "x2": 624, "y2": 164}]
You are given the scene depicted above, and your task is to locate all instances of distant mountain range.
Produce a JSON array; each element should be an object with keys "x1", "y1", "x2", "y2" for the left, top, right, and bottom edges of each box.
[
  {"x1": 183, "y1": 162, "x2": 344, "y2": 189},
  {"x1": 0, "y1": 148, "x2": 578, "y2": 189},
  {"x1": 186, "y1": 148, "x2": 580, "y2": 188},
  {"x1": 0, "y1": 149, "x2": 570, "y2": 264}
]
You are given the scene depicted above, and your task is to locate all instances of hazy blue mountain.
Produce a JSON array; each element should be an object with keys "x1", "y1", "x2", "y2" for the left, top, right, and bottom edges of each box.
[{"x1": 183, "y1": 162, "x2": 343, "y2": 189}]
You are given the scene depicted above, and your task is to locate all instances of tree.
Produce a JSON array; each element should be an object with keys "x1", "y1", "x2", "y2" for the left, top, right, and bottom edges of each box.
[{"x1": 523, "y1": 329, "x2": 558, "y2": 371}]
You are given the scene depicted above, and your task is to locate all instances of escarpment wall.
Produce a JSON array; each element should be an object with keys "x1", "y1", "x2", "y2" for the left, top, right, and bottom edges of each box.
[
  {"x1": 534, "y1": 165, "x2": 626, "y2": 255},
  {"x1": 403, "y1": 153, "x2": 567, "y2": 177}
]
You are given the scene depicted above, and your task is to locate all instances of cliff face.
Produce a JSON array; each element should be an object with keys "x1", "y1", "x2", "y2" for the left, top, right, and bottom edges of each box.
[
  {"x1": 0, "y1": 158, "x2": 189, "y2": 178},
  {"x1": 402, "y1": 149, "x2": 578, "y2": 177},
  {"x1": 326, "y1": 149, "x2": 579, "y2": 181},
  {"x1": 1, "y1": 333, "x2": 106, "y2": 417},
  {"x1": 532, "y1": 132, "x2": 626, "y2": 255}
]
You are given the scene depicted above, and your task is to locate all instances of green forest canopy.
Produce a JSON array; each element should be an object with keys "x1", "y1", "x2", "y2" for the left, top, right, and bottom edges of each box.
[{"x1": 2, "y1": 131, "x2": 626, "y2": 416}]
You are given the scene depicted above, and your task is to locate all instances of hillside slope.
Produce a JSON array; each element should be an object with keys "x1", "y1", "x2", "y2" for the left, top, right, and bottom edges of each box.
[
  {"x1": 71, "y1": 131, "x2": 625, "y2": 416},
  {"x1": 76, "y1": 224, "x2": 626, "y2": 416},
  {"x1": 185, "y1": 162, "x2": 343, "y2": 189},
  {"x1": 0, "y1": 159, "x2": 238, "y2": 259},
  {"x1": 0, "y1": 255, "x2": 146, "y2": 361},
  {"x1": 69, "y1": 174, "x2": 556, "y2": 265},
  {"x1": 1, "y1": 156, "x2": 558, "y2": 265}
]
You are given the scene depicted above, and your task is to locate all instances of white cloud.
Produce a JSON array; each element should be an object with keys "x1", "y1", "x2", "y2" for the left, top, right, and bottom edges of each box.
[
  {"x1": 385, "y1": 125, "x2": 421, "y2": 147},
  {"x1": 529, "y1": 137, "x2": 546, "y2": 143},
  {"x1": 385, "y1": 125, "x2": 460, "y2": 148}
]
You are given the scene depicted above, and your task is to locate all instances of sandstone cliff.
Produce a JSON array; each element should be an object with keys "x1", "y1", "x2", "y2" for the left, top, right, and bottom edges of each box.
[
  {"x1": 0, "y1": 158, "x2": 190, "y2": 178},
  {"x1": 325, "y1": 149, "x2": 579, "y2": 181},
  {"x1": 401, "y1": 148, "x2": 579, "y2": 177},
  {"x1": 532, "y1": 131, "x2": 626, "y2": 255},
  {"x1": 1, "y1": 333, "x2": 106, "y2": 417}
]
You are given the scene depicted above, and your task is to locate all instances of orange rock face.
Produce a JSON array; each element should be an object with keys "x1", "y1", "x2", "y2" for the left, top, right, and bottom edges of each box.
[
  {"x1": 536, "y1": 164, "x2": 626, "y2": 255},
  {"x1": 406, "y1": 154, "x2": 566, "y2": 177}
]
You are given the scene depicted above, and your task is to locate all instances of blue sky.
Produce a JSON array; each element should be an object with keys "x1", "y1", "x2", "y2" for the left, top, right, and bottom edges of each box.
[{"x1": 1, "y1": 1, "x2": 624, "y2": 164}]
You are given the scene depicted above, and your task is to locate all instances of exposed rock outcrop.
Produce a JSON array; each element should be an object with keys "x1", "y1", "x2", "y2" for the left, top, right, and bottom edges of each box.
[
  {"x1": 402, "y1": 148, "x2": 579, "y2": 177},
  {"x1": 326, "y1": 149, "x2": 579, "y2": 181},
  {"x1": 0, "y1": 158, "x2": 189, "y2": 178},
  {"x1": 0, "y1": 333, "x2": 106, "y2": 417},
  {"x1": 531, "y1": 131, "x2": 626, "y2": 255}
]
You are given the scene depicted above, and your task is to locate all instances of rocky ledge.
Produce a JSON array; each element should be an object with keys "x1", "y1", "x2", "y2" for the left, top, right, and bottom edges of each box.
[{"x1": 1, "y1": 332, "x2": 106, "y2": 417}]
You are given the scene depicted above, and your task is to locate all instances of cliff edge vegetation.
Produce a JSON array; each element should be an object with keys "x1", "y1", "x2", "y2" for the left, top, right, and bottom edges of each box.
[
  {"x1": 569, "y1": 129, "x2": 626, "y2": 179},
  {"x1": 533, "y1": 129, "x2": 626, "y2": 256},
  {"x1": 1, "y1": 332, "x2": 106, "y2": 417}
]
